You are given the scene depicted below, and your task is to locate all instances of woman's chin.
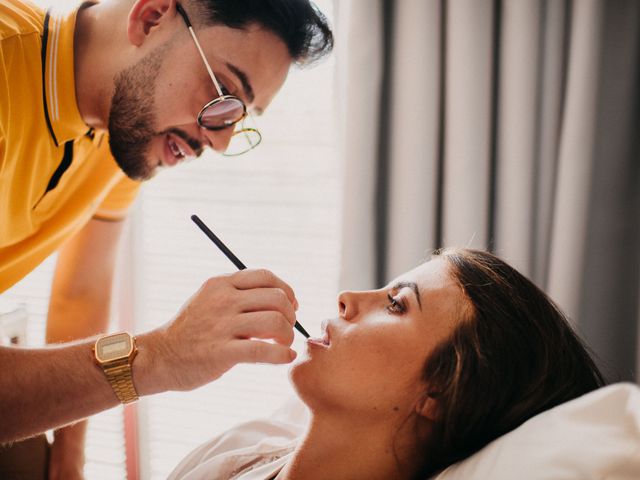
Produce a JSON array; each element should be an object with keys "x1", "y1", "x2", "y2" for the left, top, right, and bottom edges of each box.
[
  {"x1": 288, "y1": 357, "x2": 321, "y2": 401},
  {"x1": 288, "y1": 355, "x2": 310, "y2": 385}
]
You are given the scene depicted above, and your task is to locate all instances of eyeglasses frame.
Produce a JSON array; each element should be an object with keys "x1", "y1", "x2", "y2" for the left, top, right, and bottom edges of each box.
[{"x1": 175, "y1": 3, "x2": 261, "y2": 155}]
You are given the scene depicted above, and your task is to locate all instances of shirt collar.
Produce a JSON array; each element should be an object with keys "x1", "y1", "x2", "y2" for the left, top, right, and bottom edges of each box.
[{"x1": 43, "y1": 6, "x2": 90, "y2": 145}]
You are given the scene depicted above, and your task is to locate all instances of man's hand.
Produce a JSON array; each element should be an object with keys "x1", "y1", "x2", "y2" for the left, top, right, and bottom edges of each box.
[{"x1": 135, "y1": 268, "x2": 299, "y2": 394}]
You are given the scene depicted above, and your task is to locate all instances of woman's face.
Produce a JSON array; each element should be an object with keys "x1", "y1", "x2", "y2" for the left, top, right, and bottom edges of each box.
[{"x1": 291, "y1": 258, "x2": 467, "y2": 420}]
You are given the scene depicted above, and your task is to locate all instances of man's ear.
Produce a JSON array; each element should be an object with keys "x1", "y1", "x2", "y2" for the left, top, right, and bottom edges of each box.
[
  {"x1": 127, "y1": 0, "x2": 176, "y2": 46},
  {"x1": 416, "y1": 394, "x2": 439, "y2": 422}
]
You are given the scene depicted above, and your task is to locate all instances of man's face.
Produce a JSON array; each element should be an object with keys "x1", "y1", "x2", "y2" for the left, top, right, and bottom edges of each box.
[{"x1": 108, "y1": 21, "x2": 292, "y2": 181}]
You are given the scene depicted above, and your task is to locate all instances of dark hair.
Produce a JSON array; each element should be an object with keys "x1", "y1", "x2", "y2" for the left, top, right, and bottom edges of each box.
[
  {"x1": 189, "y1": 0, "x2": 333, "y2": 66},
  {"x1": 418, "y1": 248, "x2": 605, "y2": 477}
]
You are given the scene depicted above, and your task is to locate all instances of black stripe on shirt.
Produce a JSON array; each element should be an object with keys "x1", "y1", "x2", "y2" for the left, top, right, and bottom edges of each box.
[
  {"x1": 41, "y1": 10, "x2": 59, "y2": 147},
  {"x1": 44, "y1": 140, "x2": 74, "y2": 194}
]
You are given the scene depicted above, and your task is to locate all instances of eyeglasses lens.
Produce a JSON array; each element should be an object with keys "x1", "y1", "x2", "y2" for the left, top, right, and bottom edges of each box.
[{"x1": 199, "y1": 98, "x2": 246, "y2": 129}]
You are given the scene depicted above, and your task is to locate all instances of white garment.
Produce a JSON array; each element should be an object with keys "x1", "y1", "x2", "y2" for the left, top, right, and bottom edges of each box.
[
  {"x1": 168, "y1": 397, "x2": 309, "y2": 480},
  {"x1": 169, "y1": 384, "x2": 640, "y2": 480}
]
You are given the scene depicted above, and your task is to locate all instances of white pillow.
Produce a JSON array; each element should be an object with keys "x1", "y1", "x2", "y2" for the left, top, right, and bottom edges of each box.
[{"x1": 432, "y1": 383, "x2": 640, "y2": 480}]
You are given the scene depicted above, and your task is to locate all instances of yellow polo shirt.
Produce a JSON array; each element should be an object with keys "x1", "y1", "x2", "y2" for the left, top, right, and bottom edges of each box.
[{"x1": 0, "y1": 0, "x2": 141, "y2": 292}]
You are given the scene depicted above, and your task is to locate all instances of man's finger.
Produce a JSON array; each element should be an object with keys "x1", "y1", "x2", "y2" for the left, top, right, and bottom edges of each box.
[
  {"x1": 236, "y1": 288, "x2": 297, "y2": 326},
  {"x1": 229, "y1": 339, "x2": 297, "y2": 365},
  {"x1": 233, "y1": 311, "x2": 295, "y2": 346},
  {"x1": 230, "y1": 269, "x2": 298, "y2": 308}
]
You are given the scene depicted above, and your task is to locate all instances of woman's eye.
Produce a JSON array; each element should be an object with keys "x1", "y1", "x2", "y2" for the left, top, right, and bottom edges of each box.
[{"x1": 386, "y1": 294, "x2": 406, "y2": 314}]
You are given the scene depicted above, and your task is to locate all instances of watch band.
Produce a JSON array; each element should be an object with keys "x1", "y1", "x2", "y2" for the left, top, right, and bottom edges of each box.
[
  {"x1": 103, "y1": 360, "x2": 139, "y2": 404},
  {"x1": 95, "y1": 332, "x2": 139, "y2": 405}
]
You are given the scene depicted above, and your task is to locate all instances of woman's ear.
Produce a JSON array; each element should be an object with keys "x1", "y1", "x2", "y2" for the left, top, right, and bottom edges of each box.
[
  {"x1": 127, "y1": 0, "x2": 176, "y2": 46},
  {"x1": 416, "y1": 393, "x2": 439, "y2": 422}
]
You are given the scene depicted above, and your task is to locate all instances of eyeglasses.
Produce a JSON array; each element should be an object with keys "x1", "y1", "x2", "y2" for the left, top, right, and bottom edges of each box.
[{"x1": 176, "y1": 3, "x2": 261, "y2": 156}]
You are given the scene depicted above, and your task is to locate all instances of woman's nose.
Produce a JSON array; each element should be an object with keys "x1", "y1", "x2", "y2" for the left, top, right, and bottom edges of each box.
[
  {"x1": 201, "y1": 126, "x2": 235, "y2": 154},
  {"x1": 337, "y1": 290, "x2": 359, "y2": 321}
]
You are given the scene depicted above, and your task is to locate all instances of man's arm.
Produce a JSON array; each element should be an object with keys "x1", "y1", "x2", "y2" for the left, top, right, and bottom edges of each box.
[
  {"x1": 0, "y1": 335, "x2": 127, "y2": 443},
  {"x1": 46, "y1": 218, "x2": 125, "y2": 479},
  {"x1": 0, "y1": 328, "x2": 169, "y2": 443},
  {"x1": 0, "y1": 239, "x2": 299, "y2": 444}
]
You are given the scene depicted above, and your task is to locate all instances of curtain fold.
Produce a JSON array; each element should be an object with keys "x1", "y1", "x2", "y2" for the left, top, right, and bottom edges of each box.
[
  {"x1": 386, "y1": 0, "x2": 442, "y2": 282},
  {"x1": 337, "y1": 0, "x2": 640, "y2": 380},
  {"x1": 441, "y1": 0, "x2": 495, "y2": 252},
  {"x1": 547, "y1": 0, "x2": 603, "y2": 320},
  {"x1": 495, "y1": 0, "x2": 545, "y2": 275},
  {"x1": 572, "y1": 0, "x2": 640, "y2": 379},
  {"x1": 335, "y1": 0, "x2": 385, "y2": 291}
]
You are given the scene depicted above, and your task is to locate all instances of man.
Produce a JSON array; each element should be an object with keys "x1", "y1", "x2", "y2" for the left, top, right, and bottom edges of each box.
[{"x1": 0, "y1": 0, "x2": 332, "y2": 476}]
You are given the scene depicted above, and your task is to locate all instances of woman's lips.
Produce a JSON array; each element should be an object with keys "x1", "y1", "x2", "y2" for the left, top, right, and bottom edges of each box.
[{"x1": 306, "y1": 326, "x2": 331, "y2": 348}]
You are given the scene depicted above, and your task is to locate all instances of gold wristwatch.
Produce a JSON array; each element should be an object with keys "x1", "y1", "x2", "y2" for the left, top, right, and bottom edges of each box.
[{"x1": 94, "y1": 332, "x2": 139, "y2": 404}]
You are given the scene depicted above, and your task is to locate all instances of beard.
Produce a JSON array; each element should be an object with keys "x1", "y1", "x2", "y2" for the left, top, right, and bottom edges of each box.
[{"x1": 108, "y1": 45, "x2": 168, "y2": 181}]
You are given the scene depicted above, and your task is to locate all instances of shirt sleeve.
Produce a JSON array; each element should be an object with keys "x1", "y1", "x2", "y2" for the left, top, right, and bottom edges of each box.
[{"x1": 93, "y1": 174, "x2": 141, "y2": 221}]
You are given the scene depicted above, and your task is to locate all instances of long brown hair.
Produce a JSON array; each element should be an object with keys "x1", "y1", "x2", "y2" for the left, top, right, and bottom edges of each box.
[{"x1": 418, "y1": 248, "x2": 605, "y2": 477}]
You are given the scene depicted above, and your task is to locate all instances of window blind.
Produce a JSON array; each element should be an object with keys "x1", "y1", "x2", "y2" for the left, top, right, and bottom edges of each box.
[
  {"x1": 3, "y1": 0, "x2": 337, "y2": 477},
  {"x1": 130, "y1": 2, "x2": 338, "y2": 477},
  {"x1": 0, "y1": 0, "x2": 130, "y2": 476},
  {"x1": 1, "y1": 255, "x2": 128, "y2": 478}
]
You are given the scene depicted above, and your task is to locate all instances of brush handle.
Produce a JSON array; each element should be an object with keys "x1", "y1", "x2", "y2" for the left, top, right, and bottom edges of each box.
[
  {"x1": 191, "y1": 215, "x2": 310, "y2": 339},
  {"x1": 191, "y1": 215, "x2": 246, "y2": 270}
]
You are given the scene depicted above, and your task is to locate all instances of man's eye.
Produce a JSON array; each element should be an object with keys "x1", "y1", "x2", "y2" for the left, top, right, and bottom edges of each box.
[
  {"x1": 386, "y1": 294, "x2": 406, "y2": 314},
  {"x1": 219, "y1": 82, "x2": 231, "y2": 96}
]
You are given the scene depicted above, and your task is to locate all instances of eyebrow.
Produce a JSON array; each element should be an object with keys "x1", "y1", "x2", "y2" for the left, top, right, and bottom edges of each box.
[
  {"x1": 226, "y1": 62, "x2": 256, "y2": 105},
  {"x1": 391, "y1": 281, "x2": 422, "y2": 310}
]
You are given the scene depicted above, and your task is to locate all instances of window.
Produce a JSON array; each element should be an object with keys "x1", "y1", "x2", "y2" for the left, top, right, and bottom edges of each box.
[
  {"x1": 131, "y1": 3, "x2": 338, "y2": 476},
  {"x1": 2, "y1": 0, "x2": 338, "y2": 478},
  {"x1": 2, "y1": 260, "x2": 129, "y2": 477}
]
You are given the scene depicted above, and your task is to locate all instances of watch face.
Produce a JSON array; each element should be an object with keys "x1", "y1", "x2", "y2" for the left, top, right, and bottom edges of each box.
[{"x1": 97, "y1": 333, "x2": 133, "y2": 361}]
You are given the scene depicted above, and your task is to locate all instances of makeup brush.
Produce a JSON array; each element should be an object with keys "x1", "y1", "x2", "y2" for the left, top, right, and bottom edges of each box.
[{"x1": 191, "y1": 214, "x2": 310, "y2": 339}]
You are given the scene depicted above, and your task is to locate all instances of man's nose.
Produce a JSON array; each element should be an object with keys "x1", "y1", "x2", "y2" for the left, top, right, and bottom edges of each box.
[{"x1": 201, "y1": 126, "x2": 235, "y2": 154}]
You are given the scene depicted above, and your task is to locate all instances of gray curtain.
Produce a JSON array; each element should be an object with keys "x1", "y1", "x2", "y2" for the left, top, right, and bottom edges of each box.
[{"x1": 335, "y1": 0, "x2": 640, "y2": 381}]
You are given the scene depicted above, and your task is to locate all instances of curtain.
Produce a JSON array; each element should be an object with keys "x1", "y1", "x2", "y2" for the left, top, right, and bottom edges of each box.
[{"x1": 335, "y1": 0, "x2": 640, "y2": 381}]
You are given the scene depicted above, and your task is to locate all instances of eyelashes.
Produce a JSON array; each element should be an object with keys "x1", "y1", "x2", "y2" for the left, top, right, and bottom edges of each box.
[
  {"x1": 213, "y1": 73, "x2": 232, "y2": 96},
  {"x1": 386, "y1": 293, "x2": 407, "y2": 314},
  {"x1": 219, "y1": 82, "x2": 231, "y2": 96}
]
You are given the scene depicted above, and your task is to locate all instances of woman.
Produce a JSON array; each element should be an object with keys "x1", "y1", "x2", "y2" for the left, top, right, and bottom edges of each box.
[{"x1": 170, "y1": 248, "x2": 605, "y2": 479}]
